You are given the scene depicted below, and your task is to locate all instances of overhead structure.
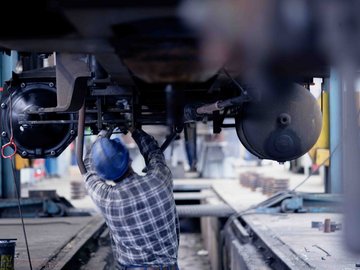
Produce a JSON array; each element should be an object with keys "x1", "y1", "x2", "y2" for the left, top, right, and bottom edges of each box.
[{"x1": 0, "y1": 1, "x2": 337, "y2": 163}]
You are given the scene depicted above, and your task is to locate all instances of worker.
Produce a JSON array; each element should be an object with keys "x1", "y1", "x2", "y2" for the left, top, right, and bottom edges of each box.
[{"x1": 83, "y1": 127, "x2": 180, "y2": 270}]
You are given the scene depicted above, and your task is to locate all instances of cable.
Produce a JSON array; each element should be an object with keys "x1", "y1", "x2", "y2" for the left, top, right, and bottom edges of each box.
[
  {"x1": 219, "y1": 197, "x2": 269, "y2": 269},
  {"x1": 1, "y1": 92, "x2": 33, "y2": 270},
  {"x1": 9, "y1": 161, "x2": 33, "y2": 270},
  {"x1": 222, "y1": 206, "x2": 257, "y2": 232},
  {"x1": 292, "y1": 144, "x2": 338, "y2": 192}
]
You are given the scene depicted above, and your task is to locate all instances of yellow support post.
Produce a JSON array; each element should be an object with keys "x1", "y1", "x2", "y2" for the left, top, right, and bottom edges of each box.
[{"x1": 308, "y1": 91, "x2": 330, "y2": 166}]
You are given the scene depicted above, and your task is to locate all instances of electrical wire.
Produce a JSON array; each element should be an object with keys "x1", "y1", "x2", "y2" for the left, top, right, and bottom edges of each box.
[
  {"x1": 9, "y1": 161, "x2": 33, "y2": 270},
  {"x1": 222, "y1": 206, "x2": 257, "y2": 232},
  {"x1": 292, "y1": 144, "x2": 338, "y2": 192},
  {"x1": 1, "y1": 92, "x2": 33, "y2": 270}
]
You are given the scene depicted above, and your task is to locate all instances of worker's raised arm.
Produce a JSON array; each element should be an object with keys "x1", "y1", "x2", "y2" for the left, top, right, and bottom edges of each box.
[
  {"x1": 131, "y1": 129, "x2": 171, "y2": 176},
  {"x1": 83, "y1": 129, "x2": 109, "y2": 172},
  {"x1": 82, "y1": 131, "x2": 113, "y2": 204}
]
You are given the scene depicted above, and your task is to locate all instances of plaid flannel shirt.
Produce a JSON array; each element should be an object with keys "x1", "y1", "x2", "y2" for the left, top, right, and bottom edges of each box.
[{"x1": 83, "y1": 129, "x2": 179, "y2": 266}]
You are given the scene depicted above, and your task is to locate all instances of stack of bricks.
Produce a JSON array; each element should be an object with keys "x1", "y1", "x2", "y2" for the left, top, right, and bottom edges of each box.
[
  {"x1": 261, "y1": 177, "x2": 289, "y2": 196},
  {"x1": 239, "y1": 172, "x2": 289, "y2": 196},
  {"x1": 261, "y1": 177, "x2": 275, "y2": 195},
  {"x1": 239, "y1": 172, "x2": 262, "y2": 191}
]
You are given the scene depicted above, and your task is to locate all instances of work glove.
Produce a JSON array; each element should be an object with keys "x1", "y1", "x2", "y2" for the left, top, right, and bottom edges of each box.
[{"x1": 97, "y1": 128, "x2": 113, "y2": 139}]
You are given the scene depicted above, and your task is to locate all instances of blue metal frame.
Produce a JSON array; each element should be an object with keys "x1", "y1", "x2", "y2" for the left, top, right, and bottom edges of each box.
[
  {"x1": 254, "y1": 191, "x2": 342, "y2": 214},
  {"x1": 0, "y1": 51, "x2": 18, "y2": 199},
  {"x1": 329, "y1": 69, "x2": 343, "y2": 193}
]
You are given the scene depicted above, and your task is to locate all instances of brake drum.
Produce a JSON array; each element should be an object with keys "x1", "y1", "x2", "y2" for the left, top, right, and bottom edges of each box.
[
  {"x1": 236, "y1": 83, "x2": 322, "y2": 162},
  {"x1": 0, "y1": 82, "x2": 77, "y2": 158}
]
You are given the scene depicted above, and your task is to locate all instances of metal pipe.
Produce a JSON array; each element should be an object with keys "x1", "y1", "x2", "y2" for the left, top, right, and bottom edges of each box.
[
  {"x1": 19, "y1": 119, "x2": 129, "y2": 125},
  {"x1": 76, "y1": 103, "x2": 87, "y2": 174},
  {"x1": 196, "y1": 101, "x2": 221, "y2": 115},
  {"x1": 196, "y1": 95, "x2": 250, "y2": 115},
  {"x1": 19, "y1": 120, "x2": 79, "y2": 125},
  {"x1": 218, "y1": 96, "x2": 249, "y2": 108},
  {"x1": 90, "y1": 55, "x2": 108, "y2": 80}
]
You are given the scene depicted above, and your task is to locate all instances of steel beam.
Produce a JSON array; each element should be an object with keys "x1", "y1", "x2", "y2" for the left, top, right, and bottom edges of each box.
[{"x1": 329, "y1": 69, "x2": 343, "y2": 193}]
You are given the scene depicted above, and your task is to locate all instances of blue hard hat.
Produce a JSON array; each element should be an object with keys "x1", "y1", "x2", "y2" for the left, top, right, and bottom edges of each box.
[{"x1": 91, "y1": 137, "x2": 129, "y2": 180}]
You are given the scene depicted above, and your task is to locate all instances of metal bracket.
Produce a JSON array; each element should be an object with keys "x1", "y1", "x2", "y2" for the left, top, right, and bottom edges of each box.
[
  {"x1": 255, "y1": 191, "x2": 342, "y2": 214},
  {"x1": 42, "y1": 53, "x2": 91, "y2": 112},
  {"x1": 91, "y1": 85, "x2": 133, "y2": 96}
]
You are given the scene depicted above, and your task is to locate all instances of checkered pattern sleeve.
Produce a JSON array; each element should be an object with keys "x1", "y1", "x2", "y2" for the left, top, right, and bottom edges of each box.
[
  {"x1": 131, "y1": 129, "x2": 171, "y2": 180},
  {"x1": 83, "y1": 138, "x2": 113, "y2": 204}
]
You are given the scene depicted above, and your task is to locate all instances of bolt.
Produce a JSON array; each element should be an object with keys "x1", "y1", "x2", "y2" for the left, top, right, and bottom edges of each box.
[
  {"x1": 1, "y1": 131, "x2": 6, "y2": 137},
  {"x1": 1, "y1": 103, "x2": 6, "y2": 109},
  {"x1": 19, "y1": 126, "x2": 25, "y2": 132},
  {"x1": 324, "y1": 218, "x2": 331, "y2": 233},
  {"x1": 278, "y1": 113, "x2": 291, "y2": 126},
  {"x1": 20, "y1": 83, "x2": 26, "y2": 88},
  {"x1": 50, "y1": 151, "x2": 56, "y2": 156},
  {"x1": 70, "y1": 130, "x2": 75, "y2": 135},
  {"x1": 22, "y1": 151, "x2": 27, "y2": 156},
  {"x1": 49, "y1": 82, "x2": 54, "y2": 88}
]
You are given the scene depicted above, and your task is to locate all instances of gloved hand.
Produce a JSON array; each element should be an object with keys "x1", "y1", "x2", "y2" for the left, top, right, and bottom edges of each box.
[
  {"x1": 97, "y1": 128, "x2": 113, "y2": 138},
  {"x1": 127, "y1": 126, "x2": 135, "y2": 134},
  {"x1": 127, "y1": 122, "x2": 141, "y2": 134}
]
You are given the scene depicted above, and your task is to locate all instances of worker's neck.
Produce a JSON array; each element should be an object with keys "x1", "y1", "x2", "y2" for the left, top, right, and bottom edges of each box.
[{"x1": 114, "y1": 167, "x2": 133, "y2": 183}]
